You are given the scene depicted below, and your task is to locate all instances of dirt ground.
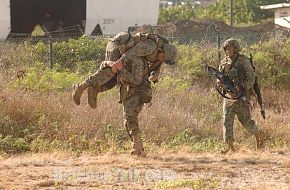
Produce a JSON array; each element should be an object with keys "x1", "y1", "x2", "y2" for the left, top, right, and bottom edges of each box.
[{"x1": 0, "y1": 151, "x2": 289, "y2": 190}]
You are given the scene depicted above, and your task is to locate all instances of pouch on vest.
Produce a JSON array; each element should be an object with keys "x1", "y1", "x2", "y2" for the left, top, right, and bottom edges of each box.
[
  {"x1": 139, "y1": 80, "x2": 152, "y2": 103},
  {"x1": 119, "y1": 84, "x2": 129, "y2": 103}
]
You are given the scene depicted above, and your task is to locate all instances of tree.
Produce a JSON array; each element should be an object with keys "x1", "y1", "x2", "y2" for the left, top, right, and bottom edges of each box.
[
  {"x1": 158, "y1": 0, "x2": 288, "y2": 25},
  {"x1": 158, "y1": 3, "x2": 195, "y2": 24},
  {"x1": 194, "y1": 0, "x2": 283, "y2": 24}
]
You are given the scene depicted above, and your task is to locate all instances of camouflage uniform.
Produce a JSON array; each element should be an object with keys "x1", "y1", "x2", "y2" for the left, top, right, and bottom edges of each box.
[
  {"x1": 72, "y1": 32, "x2": 135, "y2": 108},
  {"x1": 72, "y1": 31, "x2": 177, "y2": 155},
  {"x1": 86, "y1": 32, "x2": 170, "y2": 94},
  {"x1": 86, "y1": 32, "x2": 133, "y2": 90},
  {"x1": 219, "y1": 38, "x2": 262, "y2": 151},
  {"x1": 118, "y1": 39, "x2": 173, "y2": 156}
]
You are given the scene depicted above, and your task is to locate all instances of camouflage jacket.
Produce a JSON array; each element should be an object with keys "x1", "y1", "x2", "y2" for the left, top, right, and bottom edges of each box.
[
  {"x1": 118, "y1": 39, "x2": 159, "y2": 86},
  {"x1": 219, "y1": 53, "x2": 256, "y2": 101},
  {"x1": 117, "y1": 39, "x2": 160, "y2": 102}
]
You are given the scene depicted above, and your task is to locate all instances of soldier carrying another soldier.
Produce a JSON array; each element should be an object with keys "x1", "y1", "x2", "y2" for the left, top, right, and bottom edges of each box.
[
  {"x1": 217, "y1": 38, "x2": 264, "y2": 153},
  {"x1": 72, "y1": 31, "x2": 177, "y2": 156}
]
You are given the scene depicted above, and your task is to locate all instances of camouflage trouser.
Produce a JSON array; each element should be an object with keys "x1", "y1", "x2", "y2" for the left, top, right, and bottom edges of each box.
[
  {"x1": 223, "y1": 99, "x2": 259, "y2": 142},
  {"x1": 86, "y1": 62, "x2": 116, "y2": 88},
  {"x1": 122, "y1": 90, "x2": 144, "y2": 139}
]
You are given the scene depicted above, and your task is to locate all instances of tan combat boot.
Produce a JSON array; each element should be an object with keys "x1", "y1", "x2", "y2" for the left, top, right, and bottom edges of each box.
[
  {"x1": 72, "y1": 81, "x2": 90, "y2": 105},
  {"x1": 221, "y1": 139, "x2": 236, "y2": 154},
  {"x1": 87, "y1": 86, "x2": 101, "y2": 109},
  {"x1": 130, "y1": 131, "x2": 145, "y2": 157},
  {"x1": 255, "y1": 130, "x2": 264, "y2": 149}
]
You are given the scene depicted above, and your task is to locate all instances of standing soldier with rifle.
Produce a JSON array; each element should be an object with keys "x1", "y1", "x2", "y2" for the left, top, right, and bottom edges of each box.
[{"x1": 216, "y1": 38, "x2": 265, "y2": 153}]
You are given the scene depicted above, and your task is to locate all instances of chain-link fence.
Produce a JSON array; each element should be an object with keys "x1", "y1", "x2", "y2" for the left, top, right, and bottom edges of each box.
[{"x1": 0, "y1": 26, "x2": 290, "y2": 70}]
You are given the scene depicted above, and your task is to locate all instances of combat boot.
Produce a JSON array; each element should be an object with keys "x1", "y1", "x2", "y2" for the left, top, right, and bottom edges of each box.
[
  {"x1": 130, "y1": 131, "x2": 145, "y2": 157},
  {"x1": 255, "y1": 130, "x2": 264, "y2": 149},
  {"x1": 72, "y1": 81, "x2": 90, "y2": 105},
  {"x1": 88, "y1": 86, "x2": 101, "y2": 109},
  {"x1": 221, "y1": 139, "x2": 236, "y2": 154}
]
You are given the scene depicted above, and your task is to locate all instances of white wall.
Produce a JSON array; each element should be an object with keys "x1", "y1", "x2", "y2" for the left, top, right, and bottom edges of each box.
[
  {"x1": 274, "y1": 7, "x2": 290, "y2": 18},
  {"x1": 274, "y1": 7, "x2": 290, "y2": 28},
  {"x1": 0, "y1": 0, "x2": 10, "y2": 39},
  {"x1": 85, "y1": 0, "x2": 159, "y2": 35},
  {"x1": 0, "y1": 0, "x2": 160, "y2": 38}
]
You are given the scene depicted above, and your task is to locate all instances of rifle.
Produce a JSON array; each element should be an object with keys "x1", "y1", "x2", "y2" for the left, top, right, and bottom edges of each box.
[
  {"x1": 249, "y1": 53, "x2": 266, "y2": 119},
  {"x1": 204, "y1": 63, "x2": 245, "y2": 100}
]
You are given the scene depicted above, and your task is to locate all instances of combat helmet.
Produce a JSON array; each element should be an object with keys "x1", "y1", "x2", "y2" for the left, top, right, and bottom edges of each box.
[
  {"x1": 222, "y1": 38, "x2": 241, "y2": 51},
  {"x1": 112, "y1": 31, "x2": 135, "y2": 48},
  {"x1": 163, "y1": 43, "x2": 177, "y2": 65}
]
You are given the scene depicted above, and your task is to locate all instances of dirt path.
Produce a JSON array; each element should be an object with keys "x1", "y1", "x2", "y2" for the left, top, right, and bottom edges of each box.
[{"x1": 0, "y1": 151, "x2": 289, "y2": 189}]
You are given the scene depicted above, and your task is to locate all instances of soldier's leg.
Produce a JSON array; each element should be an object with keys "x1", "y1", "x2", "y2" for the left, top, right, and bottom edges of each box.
[
  {"x1": 86, "y1": 65, "x2": 116, "y2": 108},
  {"x1": 72, "y1": 81, "x2": 90, "y2": 105},
  {"x1": 236, "y1": 100, "x2": 264, "y2": 149},
  {"x1": 123, "y1": 93, "x2": 144, "y2": 156},
  {"x1": 87, "y1": 76, "x2": 117, "y2": 109},
  {"x1": 72, "y1": 64, "x2": 115, "y2": 106},
  {"x1": 222, "y1": 102, "x2": 236, "y2": 153},
  {"x1": 86, "y1": 66, "x2": 115, "y2": 87},
  {"x1": 101, "y1": 76, "x2": 118, "y2": 91}
]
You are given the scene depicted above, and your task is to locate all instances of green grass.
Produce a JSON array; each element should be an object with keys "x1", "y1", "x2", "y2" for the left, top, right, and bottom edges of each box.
[{"x1": 155, "y1": 178, "x2": 220, "y2": 189}]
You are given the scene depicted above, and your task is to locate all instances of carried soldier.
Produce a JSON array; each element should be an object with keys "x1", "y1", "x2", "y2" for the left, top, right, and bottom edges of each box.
[{"x1": 72, "y1": 31, "x2": 177, "y2": 156}]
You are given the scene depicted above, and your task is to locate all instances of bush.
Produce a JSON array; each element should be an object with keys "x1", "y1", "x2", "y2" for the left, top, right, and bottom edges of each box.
[
  {"x1": 249, "y1": 39, "x2": 290, "y2": 89},
  {"x1": 51, "y1": 35, "x2": 107, "y2": 71},
  {"x1": 10, "y1": 63, "x2": 81, "y2": 92},
  {"x1": 0, "y1": 135, "x2": 29, "y2": 154}
]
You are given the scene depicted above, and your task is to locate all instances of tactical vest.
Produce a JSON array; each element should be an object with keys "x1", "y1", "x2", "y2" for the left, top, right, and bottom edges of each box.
[{"x1": 225, "y1": 54, "x2": 256, "y2": 98}]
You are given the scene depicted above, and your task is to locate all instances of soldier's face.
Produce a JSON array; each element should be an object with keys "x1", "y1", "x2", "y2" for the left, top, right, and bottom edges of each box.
[
  {"x1": 157, "y1": 51, "x2": 165, "y2": 62},
  {"x1": 224, "y1": 46, "x2": 234, "y2": 57}
]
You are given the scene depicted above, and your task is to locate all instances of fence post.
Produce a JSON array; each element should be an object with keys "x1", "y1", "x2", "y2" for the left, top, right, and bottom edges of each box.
[
  {"x1": 217, "y1": 32, "x2": 221, "y2": 63},
  {"x1": 49, "y1": 40, "x2": 53, "y2": 69},
  {"x1": 213, "y1": 25, "x2": 222, "y2": 63}
]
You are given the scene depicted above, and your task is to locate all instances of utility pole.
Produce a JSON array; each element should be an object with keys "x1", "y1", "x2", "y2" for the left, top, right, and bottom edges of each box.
[{"x1": 230, "y1": 0, "x2": 234, "y2": 33}]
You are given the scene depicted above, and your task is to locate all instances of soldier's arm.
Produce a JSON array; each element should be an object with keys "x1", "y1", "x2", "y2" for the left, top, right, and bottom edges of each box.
[
  {"x1": 219, "y1": 58, "x2": 227, "y2": 72},
  {"x1": 241, "y1": 57, "x2": 255, "y2": 90},
  {"x1": 217, "y1": 59, "x2": 226, "y2": 85}
]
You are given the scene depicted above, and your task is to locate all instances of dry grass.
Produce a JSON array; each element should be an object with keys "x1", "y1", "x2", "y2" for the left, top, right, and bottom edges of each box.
[
  {"x1": 0, "y1": 84, "x2": 289, "y2": 154},
  {"x1": 0, "y1": 69, "x2": 289, "y2": 155}
]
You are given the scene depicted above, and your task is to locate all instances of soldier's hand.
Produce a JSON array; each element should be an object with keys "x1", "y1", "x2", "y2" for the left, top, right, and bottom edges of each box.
[
  {"x1": 108, "y1": 59, "x2": 124, "y2": 73},
  {"x1": 228, "y1": 91, "x2": 237, "y2": 99},
  {"x1": 216, "y1": 79, "x2": 223, "y2": 86},
  {"x1": 228, "y1": 86, "x2": 240, "y2": 99},
  {"x1": 148, "y1": 71, "x2": 159, "y2": 83}
]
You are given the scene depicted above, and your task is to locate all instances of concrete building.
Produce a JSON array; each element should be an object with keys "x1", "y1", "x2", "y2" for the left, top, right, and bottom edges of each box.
[
  {"x1": 260, "y1": 3, "x2": 290, "y2": 28},
  {"x1": 159, "y1": 0, "x2": 217, "y2": 7},
  {"x1": 0, "y1": 0, "x2": 159, "y2": 39}
]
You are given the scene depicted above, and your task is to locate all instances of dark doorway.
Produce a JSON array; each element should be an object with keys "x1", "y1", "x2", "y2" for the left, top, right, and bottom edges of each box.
[{"x1": 9, "y1": 0, "x2": 86, "y2": 37}]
